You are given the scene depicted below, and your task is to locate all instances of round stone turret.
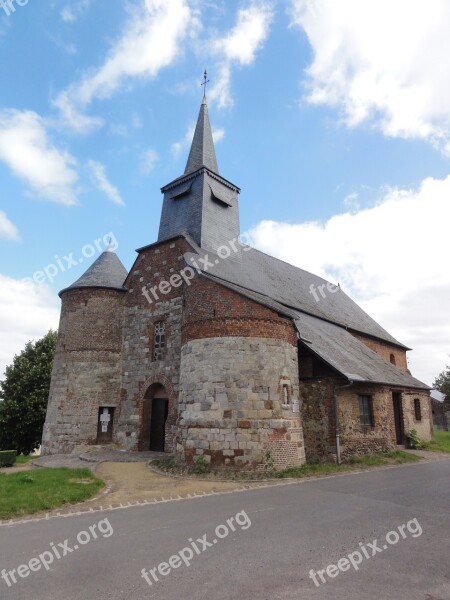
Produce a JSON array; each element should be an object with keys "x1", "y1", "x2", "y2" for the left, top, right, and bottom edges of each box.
[{"x1": 41, "y1": 251, "x2": 128, "y2": 454}]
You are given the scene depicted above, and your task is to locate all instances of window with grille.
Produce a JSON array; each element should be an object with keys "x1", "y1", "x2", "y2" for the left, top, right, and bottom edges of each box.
[
  {"x1": 359, "y1": 394, "x2": 374, "y2": 427},
  {"x1": 414, "y1": 399, "x2": 422, "y2": 421},
  {"x1": 153, "y1": 321, "x2": 166, "y2": 361}
]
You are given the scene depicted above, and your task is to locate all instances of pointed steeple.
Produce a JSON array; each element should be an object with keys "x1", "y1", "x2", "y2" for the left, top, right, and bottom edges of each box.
[
  {"x1": 158, "y1": 76, "x2": 241, "y2": 256},
  {"x1": 184, "y1": 96, "x2": 219, "y2": 175}
]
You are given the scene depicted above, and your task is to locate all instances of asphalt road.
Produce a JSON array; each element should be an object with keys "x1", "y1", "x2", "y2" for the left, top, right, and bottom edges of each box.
[{"x1": 1, "y1": 459, "x2": 449, "y2": 600}]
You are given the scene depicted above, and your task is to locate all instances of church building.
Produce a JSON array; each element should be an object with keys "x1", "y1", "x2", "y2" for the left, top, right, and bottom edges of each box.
[{"x1": 42, "y1": 93, "x2": 432, "y2": 468}]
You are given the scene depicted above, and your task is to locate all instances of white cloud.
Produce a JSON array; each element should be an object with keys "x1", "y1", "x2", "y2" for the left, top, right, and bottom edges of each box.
[
  {"x1": 0, "y1": 212, "x2": 19, "y2": 241},
  {"x1": 140, "y1": 149, "x2": 159, "y2": 176},
  {"x1": 290, "y1": 0, "x2": 450, "y2": 152},
  {"x1": 209, "y1": 2, "x2": 274, "y2": 108},
  {"x1": 213, "y1": 127, "x2": 225, "y2": 143},
  {"x1": 249, "y1": 175, "x2": 450, "y2": 385},
  {"x1": 87, "y1": 160, "x2": 125, "y2": 206},
  {"x1": 0, "y1": 276, "x2": 60, "y2": 379},
  {"x1": 172, "y1": 125, "x2": 195, "y2": 159},
  {"x1": 0, "y1": 110, "x2": 79, "y2": 205},
  {"x1": 54, "y1": 0, "x2": 194, "y2": 132}
]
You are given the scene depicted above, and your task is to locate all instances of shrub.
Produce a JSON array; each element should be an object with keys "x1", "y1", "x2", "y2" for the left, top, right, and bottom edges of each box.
[
  {"x1": 264, "y1": 450, "x2": 276, "y2": 472},
  {"x1": 406, "y1": 429, "x2": 425, "y2": 449},
  {"x1": 193, "y1": 455, "x2": 209, "y2": 475},
  {"x1": 0, "y1": 450, "x2": 17, "y2": 467}
]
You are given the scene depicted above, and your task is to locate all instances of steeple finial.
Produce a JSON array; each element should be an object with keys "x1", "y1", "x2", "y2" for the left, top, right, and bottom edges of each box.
[{"x1": 201, "y1": 69, "x2": 210, "y2": 102}]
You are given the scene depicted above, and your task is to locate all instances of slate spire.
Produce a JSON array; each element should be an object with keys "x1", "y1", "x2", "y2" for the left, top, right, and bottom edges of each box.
[
  {"x1": 158, "y1": 81, "x2": 240, "y2": 255},
  {"x1": 184, "y1": 95, "x2": 219, "y2": 175}
]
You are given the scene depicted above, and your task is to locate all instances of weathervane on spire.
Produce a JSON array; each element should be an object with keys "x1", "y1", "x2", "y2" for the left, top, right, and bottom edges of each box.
[{"x1": 201, "y1": 69, "x2": 210, "y2": 98}]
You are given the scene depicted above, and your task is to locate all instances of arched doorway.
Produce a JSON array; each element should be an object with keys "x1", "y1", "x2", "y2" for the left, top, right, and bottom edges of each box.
[{"x1": 144, "y1": 383, "x2": 168, "y2": 451}]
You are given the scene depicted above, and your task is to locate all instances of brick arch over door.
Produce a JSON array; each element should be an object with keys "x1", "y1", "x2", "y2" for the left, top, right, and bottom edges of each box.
[{"x1": 137, "y1": 373, "x2": 176, "y2": 452}]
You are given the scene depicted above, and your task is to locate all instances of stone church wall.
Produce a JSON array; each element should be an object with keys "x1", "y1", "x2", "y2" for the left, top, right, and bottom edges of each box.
[
  {"x1": 338, "y1": 384, "x2": 397, "y2": 458},
  {"x1": 117, "y1": 238, "x2": 191, "y2": 451},
  {"x1": 42, "y1": 288, "x2": 124, "y2": 454},
  {"x1": 402, "y1": 389, "x2": 433, "y2": 441},
  {"x1": 299, "y1": 377, "x2": 432, "y2": 462},
  {"x1": 178, "y1": 275, "x2": 305, "y2": 469},
  {"x1": 178, "y1": 336, "x2": 305, "y2": 469}
]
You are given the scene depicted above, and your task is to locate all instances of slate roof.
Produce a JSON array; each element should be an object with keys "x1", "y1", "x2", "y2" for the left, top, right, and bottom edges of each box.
[
  {"x1": 182, "y1": 242, "x2": 429, "y2": 390},
  {"x1": 60, "y1": 249, "x2": 128, "y2": 296},
  {"x1": 294, "y1": 312, "x2": 429, "y2": 390},
  {"x1": 184, "y1": 245, "x2": 407, "y2": 347},
  {"x1": 184, "y1": 96, "x2": 219, "y2": 175}
]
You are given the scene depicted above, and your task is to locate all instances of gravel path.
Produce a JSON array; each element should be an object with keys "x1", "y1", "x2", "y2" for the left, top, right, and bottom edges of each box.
[{"x1": 32, "y1": 447, "x2": 167, "y2": 470}]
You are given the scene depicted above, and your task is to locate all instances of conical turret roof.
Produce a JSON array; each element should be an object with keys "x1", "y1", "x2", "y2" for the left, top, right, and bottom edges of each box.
[{"x1": 60, "y1": 248, "x2": 127, "y2": 296}]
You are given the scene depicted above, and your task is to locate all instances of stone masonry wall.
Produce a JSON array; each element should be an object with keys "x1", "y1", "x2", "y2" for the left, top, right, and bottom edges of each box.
[
  {"x1": 299, "y1": 377, "x2": 432, "y2": 462},
  {"x1": 402, "y1": 389, "x2": 432, "y2": 441},
  {"x1": 178, "y1": 336, "x2": 305, "y2": 470},
  {"x1": 117, "y1": 238, "x2": 191, "y2": 451},
  {"x1": 299, "y1": 378, "x2": 336, "y2": 463},
  {"x1": 338, "y1": 384, "x2": 397, "y2": 458},
  {"x1": 42, "y1": 288, "x2": 124, "y2": 454}
]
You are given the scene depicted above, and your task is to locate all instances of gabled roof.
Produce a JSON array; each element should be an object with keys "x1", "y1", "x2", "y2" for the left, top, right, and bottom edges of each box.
[
  {"x1": 180, "y1": 240, "x2": 431, "y2": 389},
  {"x1": 60, "y1": 249, "x2": 128, "y2": 296},
  {"x1": 294, "y1": 312, "x2": 429, "y2": 390},
  {"x1": 184, "y1": 245, "x2": 408, "y2": 348},
  {"x1": 184, "y1": 96, "x2": 219, "y2": 175}
]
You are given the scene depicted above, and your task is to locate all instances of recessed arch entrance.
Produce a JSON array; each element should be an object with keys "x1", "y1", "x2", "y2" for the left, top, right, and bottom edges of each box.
[{"x1": 143, "y1": 383, "x2": 169, "y2": 451}]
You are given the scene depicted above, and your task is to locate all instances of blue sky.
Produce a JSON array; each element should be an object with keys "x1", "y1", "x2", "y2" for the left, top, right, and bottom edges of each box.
[{"x1": 0, "y1": 0, "x2": 449, "y2": 384}]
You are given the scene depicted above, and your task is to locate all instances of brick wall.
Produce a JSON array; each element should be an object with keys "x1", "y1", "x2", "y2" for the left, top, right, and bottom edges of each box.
[
  {"x1": 182, "y1": 275, "x2": 297, "y2": 345},
  {"x1": 350, "y1": 332, "x2": 408, "y2": 371},
  {"x1": 42, "y1": 288, "x2": 124, "y2": 454},
  {"x1": 117, "y1": 238, "x2": 191, "y2": 451}
]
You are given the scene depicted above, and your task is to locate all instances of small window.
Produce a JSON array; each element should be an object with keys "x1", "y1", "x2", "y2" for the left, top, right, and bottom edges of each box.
[
  {"x1": 282, "y1": 384, "x2": 290, "y2": 405},
  {"x1": 414, "y1": 399, "x2": 422, "y2": 421},
  {"x1": 153, "y1": 321, "x2": 166, "y2": 361},
  {"x1": 359, "y1": 395, "x2": 374, "y2": 427},
  {"x1": 390, "y1": 353, "x2": 396, "y2": 365}
]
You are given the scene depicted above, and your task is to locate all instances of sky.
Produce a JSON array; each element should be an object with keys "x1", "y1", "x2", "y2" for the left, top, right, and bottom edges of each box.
[{"x1": 0, "y1": 0, "x2": 449, "y2": 385}]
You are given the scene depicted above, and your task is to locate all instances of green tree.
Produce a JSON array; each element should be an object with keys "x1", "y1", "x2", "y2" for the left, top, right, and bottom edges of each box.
[
  {"x1": 0, "y1": 330, "x2": 57, "y2": 454},
  {"x1": 433, "y1": 361, "x2": 450, "y2": 397}
]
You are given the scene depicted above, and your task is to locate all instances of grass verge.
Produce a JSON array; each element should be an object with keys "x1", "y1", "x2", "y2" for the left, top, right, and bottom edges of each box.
[
  {"x1": 0, "y1": 468, "x2": 104, "y2": 520},
  {"x1": 155, "y1": 450, "x2": 422, "y2": 481},
  {"x1": 423, "y1": 431, "x2": 450, "y2": 453},
  {"x1": 276, "y1": 451, "x2": 421, "y2": 478},
  {"x1": 16, "y1": 455, "x2": 36, "y2": 466}
]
